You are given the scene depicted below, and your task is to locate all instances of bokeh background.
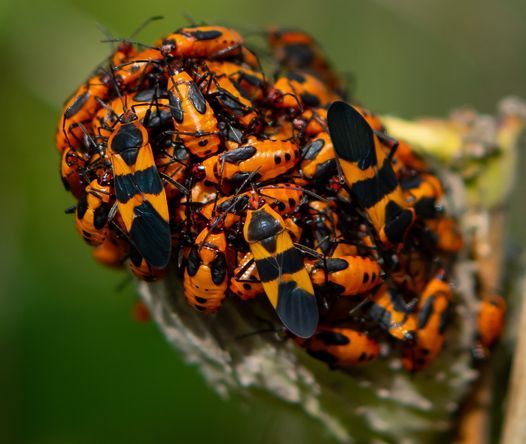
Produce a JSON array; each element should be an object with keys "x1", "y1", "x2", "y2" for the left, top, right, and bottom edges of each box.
[{"x1": 2, "y1": 0, "x2": 526, "y2": 443}]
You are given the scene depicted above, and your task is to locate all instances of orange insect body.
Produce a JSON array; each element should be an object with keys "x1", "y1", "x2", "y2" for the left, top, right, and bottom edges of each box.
[
  {"x1": 132, "y1": 299, "x2": 151, "y2": 322},
  {"x1": 167, "y1": 70, "x2": 221, "y2": 158},
  {"x1": 129, "y1": 248, "x2": 167, "y2": 281},
  {"x1": 401, "y1": 173, "x2": 444, "y2": 219},
  {"x1": 158, "y1": 26, "x2": 244, "y2": 59},
  {"x1": 61, "y1": 147, "x2": 89, "y2": 198},
  {"x1": 199, "y1": 70, "x2": 260, "y2": 128},
  {"x1": 75, "y1": 178, "x2": 112, "y2": 246},
  {"x1": 199, "y1": 137, "x2": 299, "y2": 185},
  {"x1": 300, "y1": 132, "x2": 337, "y2": 180},
  {"x1": 327, "y1": 102, "x2": 415, "y2": 246},
  {"x1": 230, "y1": 251, "x2": 263, "y2": 300},
  {"x1": 199, "y1": 183, "x2": 305, "y2": 229},
  {"x1": 294, "y1": 108, "x2": 328, "y2": 136},
  {"x1": 57, "y1": 75, "x2": 110, "y2": 153},
  {"x1": 184, "y1": 228, "x2": 229, "y2": 313},
  {"x1": 203, "y1": 60, "x2": 266, "y2": 101},
  {"x1": 107, "y1": 112, "x2": 171, "y2": 269},
  {"x1": 270, "y1": 71, "x2": 339, "y2": 110},
  {"x1": 426, "y1": 217, "x2": 463, "y2": 253},
  {"x1": 309, "y1": 255, "x2": 383, "y2": 297},
  {"x1": 402, "y1": 275, "x2": 452, "y2": 371},
  {"x1": 92, "y1": 235, "x2": 128, "y2": 268},
  {"x1": 267, "y1": 27, "x2": 342, "y2": 93},
  {"x1": 296, "y1": 326, "x2": 380, "y2": 367},
  {"x1": 368, "y1": 285, "x2": 417, "y2": 342},
  {"x1": 478, "y1": 295, "x2": 506, "y2": 349},
  {"x1": 111, "y1": 41, "x2": 138, "y2": 67},
  {"x1": 112, "y1": 48, "x2": 162, "y2": 89}
]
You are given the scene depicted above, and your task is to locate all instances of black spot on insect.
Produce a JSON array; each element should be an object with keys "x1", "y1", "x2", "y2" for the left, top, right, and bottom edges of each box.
[
  {"x1": 133, "y1": 88, "x2": 157, "y2": 103},
  {"x1": 274, "y1": 154, "x2": 282, "y2": 164},
  {"x1": 243, "y1": 283, "x2": 251, "y2": 290},
  {"x1": 363, "y1": 273, "x2": 369, "y2": 284},
  {"x1": 64, "y1": 91, "x2": 89, "y2": 119},
  {"x1": 324, "y1": 258, "x2": 349, "y2": 273},
  {"x1": 316, "y1": 331, "x2": 349, "y2": 346},
  {"x1": 307, "y1": 349, "x2": 337, "y2": 365},
  {"x1": 168, "y1": 91, "x2": 184, "y2": 123},
  {"x1": 288, "y1": 198, "x2": 296, "y2": 208},
  {"x1": 188, "y1": 83, "x2": 207, "y2": 114},
  {"x1": 198, "y1": 139, "x2": 208, "y2": 147},
  {"x1": 187, "y1": 248, "x2": 201, "y2": 276},
  {"x1": 313, "y1": 159, "x2": 337, "y2": 180},
  {"x1": 195, "y1": 296, "x2": 207, "y2": 304},
  {"x1": 190, "y1": 29, "x2": 223, "y2": 40},
  {"x1": 76, "y1": 195, "x2": 88, "y2": 219},
  {"x1": 286, "y1": 71, "x2": 306, "y2": 83},
  {"x1": 211, "y1": 254, "x2": 227, "y2": 285},
  {"x1": 276, "y1": 201, "x2": 286, "y2": 212},
  {"x1": 284, "y1": 153, "x2": 291, "y2": 162},
  {"x1": 93, "y1": 205, "x2": 109, "y2": 230},
  {"x1": 300, "y1": 93, "x2": 320, "y2": 107},
  {"x1": 301, "y1": 138, "x2": 325, "y2": 160},
  {"x1": 358, "y1": 352, "x2": 367, "y2": 362},
  {"x1": 222, "y1": 146, "x2": 257, "y2": 165},
  {"x1": 247, "y1": 209, "x2": 282, "y2": 243}
]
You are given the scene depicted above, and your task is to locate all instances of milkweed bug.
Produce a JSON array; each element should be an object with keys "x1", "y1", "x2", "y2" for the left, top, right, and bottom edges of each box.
[
  {"x1": 327, "y1": 101, "x2": 415, "y2": 246},
  {"x1": 184, "y1": 226, "x2": 229, "y2": 313},
  {"x1": 243, "y1": 202, "x2": 318, "y2": 338},
  {"x1": 295, "y1": 326, "x2": 379, "y2": 368}
]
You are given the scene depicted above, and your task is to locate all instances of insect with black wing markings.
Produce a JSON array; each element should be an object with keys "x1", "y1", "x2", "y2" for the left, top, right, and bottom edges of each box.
[
  {"x1": 327, "y1": 101, "x2": 415, "y2": 246},
  {"x1": 243, "y1": 201, "x2": 318, "y2": 338}
]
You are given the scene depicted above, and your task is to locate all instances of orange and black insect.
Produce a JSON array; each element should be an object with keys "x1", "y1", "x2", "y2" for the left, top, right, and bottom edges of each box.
[
  {"x1": 57, "y1": 72, "x2": 110, "y2": 153},
  {"x1": 198, "y1": 137, "x2": 299, "y2": 186},
  {"x1": 270, "y1": 71, "x2": 339, "y2": 111},
  {"x1": 476, "y1": 294, "x2": 506, "y2": 351},
  {"x1": 107, "y1": 110, "x2": 171, "y2": 269},
  {"x1": 327, "y1": 101, "x2": 415, "y2": 246},
  {"x1": 401, "y1": 173, "x2": 444, "y2": 220},
  {"x1": 401, "y1": 272, "x2": 453, "y2": 371},
  {"x1": 425, "y1": 216, "x2": 463, "y2": 253},
  {"x1": 202, "y1": 60, "x2": 267, "y2": 101},
  {"x1": 368, "y1": 285, "x2": 417, "y2": 342},
  {"x1": 267, "y1": 27, "x2": 343, "y2": 94},
  {"x1": 199, "y1": 183, "x2": 305, "y2": 229},
  {"x1": 158, "y1": 26, "x2": 244, "y2": 59},
  {"x1": 129, "y1": 246, "x2": 167, "y2": 281},
  {"x1": 243, "y1": 202, "x2": 318, "y2": 338},
  {"x1": 196, "y1": 63, "x2": 261, "y2": 129},
  {"x1": 75, "y1": 177, "x2": 113, "y2": 246},
  {"x1": 112, "y1": 47, "x2": 163, "y2": 90},
  {"x1": 60, "y1": 147, "x2": 89, "y2": 198},
  {"x1": 308, "y1": 255, "x2": 383, "y2": 298},
  {"x1": 295, "y1": 326, "x2": 379, "y2": 368},
  {"x1": 166, "y1": 68, "x2": 222, "y2": 158},
  {"x1": 92, "y1": 235, "x2": 128, "y2": 268},
  {"x1": 184, "y1": 226, "x2": 229, "y2": 313},
  {"x1": 293, "y1": 108, "x2": 328, "y2": 137},
  {"x1": 300, "y1": 132, "x2": 337, "y2": 181}
]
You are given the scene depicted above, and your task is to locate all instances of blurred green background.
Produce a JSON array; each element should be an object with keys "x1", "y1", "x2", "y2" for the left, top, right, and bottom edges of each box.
[{"x1": 1, "y1": 0, "x2": 525, "y2": 443}]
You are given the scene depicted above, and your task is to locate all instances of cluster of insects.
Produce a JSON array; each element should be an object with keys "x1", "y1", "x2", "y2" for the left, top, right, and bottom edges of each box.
[{"x1": 57, "y1": 19, "x2": 505, "y2": 372}]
